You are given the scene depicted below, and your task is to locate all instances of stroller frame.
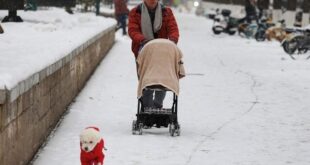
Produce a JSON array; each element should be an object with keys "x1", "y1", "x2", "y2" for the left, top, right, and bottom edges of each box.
[{"x1": 132, "y1": 86, "x2": 181, "y2": 136}]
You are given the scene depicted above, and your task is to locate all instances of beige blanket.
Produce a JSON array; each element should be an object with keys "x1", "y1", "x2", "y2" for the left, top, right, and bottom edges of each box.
[{"x1": 137, "y1": 39, "x2": 185, "y2": 98}]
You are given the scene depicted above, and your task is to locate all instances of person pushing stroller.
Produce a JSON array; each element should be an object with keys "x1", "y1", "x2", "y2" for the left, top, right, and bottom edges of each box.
[{"x1": 128, "y1": 0, "x2": 180, "y2": 109}]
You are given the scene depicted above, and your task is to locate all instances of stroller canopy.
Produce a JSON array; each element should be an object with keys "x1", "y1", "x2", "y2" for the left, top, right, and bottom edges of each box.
[{"x1": 137, "y1": 39, "x2": 185, "y2": 98}]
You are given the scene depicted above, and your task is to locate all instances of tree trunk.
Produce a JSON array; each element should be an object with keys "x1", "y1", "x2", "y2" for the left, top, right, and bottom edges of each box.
[
  {"x1": 294, "y1": 0, "x2": 304, "y2": 27},
  {"x1": 268, "y1": 0, "x2": 274, "y2": 21}
]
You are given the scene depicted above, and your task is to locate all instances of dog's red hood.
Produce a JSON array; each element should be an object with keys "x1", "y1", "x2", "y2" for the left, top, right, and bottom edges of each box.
[{"x1": 86, "y1": 126, "x2": 100, "y2": 132}]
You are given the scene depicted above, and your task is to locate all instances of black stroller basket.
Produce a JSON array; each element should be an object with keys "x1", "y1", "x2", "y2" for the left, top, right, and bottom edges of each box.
[{"x1": 132, "y1": 86, "x2": 181, "y2": 136}]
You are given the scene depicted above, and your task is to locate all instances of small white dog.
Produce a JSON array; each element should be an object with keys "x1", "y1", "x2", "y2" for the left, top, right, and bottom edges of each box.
[{"x1": 80, "y1": 127, "x2": 105, "y2": 165}]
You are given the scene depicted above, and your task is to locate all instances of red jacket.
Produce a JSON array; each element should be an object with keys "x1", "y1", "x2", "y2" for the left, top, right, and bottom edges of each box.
[
  {"x1": 80, "y1": 139, "x2": 105, "y2": 165},
  {"x1": 128, "y1": 4, "x2": 179, "y2": 58}
]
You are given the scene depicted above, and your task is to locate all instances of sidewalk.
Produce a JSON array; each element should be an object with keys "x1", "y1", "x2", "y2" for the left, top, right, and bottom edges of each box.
[{"x1": 32, "y1": 11, "x2": 310, "y2": 165}]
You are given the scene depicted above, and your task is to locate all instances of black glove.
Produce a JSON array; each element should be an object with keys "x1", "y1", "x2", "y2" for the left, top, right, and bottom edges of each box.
[{"x1": 139, "y1": 39, "x2": 152, "y2": 52}]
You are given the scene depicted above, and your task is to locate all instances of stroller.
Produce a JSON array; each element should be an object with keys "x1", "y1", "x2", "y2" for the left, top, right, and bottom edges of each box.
[{"x1": 132, "y1": 39, "x2": 185, "y2": 136}]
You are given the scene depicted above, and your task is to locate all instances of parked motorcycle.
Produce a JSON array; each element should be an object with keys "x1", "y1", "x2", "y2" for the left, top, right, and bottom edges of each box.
[
  {"x1": 212, "y1": 9, "x2": 238, "y2": 35},
  {"x1": 281, "y1": 29, "x2": 310, "y2": 57},
  {"x1": 254, "y1": 19, "x2": 275, "y2": 41},
  {"x1": 238, "y1": 22, "x2": 257, "y2": 38},
  {"x1": 264, "y1": 20, "x2": 287, "y2": 42}
]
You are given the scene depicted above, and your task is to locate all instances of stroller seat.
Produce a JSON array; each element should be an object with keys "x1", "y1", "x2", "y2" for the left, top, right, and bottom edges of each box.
[
  {"x1": 132, "y1": 39, "x2": 185, "y2": 136},
  {"x1": 136, "y1": 39, "x2": 185, "y2": 99},
  {"x1": 143, "y1": 107, "x2": 173, "y2": 114}
]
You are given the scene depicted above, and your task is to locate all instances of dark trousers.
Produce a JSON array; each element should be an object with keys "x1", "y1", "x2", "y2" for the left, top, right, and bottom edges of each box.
[
  {"x1": 142, "y1": 89, "x2": 166, "y2": 108},
  {"x1": 117, "y1": 14, "x2": 127, "y2": 35}
]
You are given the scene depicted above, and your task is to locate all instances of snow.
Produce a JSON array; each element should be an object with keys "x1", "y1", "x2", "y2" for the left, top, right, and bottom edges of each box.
[
  {"x1": 1, "y1": 6, "x2": 310, "y2": 165},
  {"x1": 0, "y1": 8, "x2": 116, "y2": 89}
]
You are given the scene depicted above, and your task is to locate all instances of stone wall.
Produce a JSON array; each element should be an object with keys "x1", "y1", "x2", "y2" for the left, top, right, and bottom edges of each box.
[{"x1": 0, "y1": 26, "x2": 115, "y2": 165}]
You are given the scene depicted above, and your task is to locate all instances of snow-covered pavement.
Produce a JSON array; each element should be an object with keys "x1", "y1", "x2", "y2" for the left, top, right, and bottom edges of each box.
[{"x1": 32, "y1": 11, "x2": 310, "y2": 165}]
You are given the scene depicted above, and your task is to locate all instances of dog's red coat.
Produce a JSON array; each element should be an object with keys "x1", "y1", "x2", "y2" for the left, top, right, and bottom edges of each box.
[{"x1": 80, "y1": 127, "x2": 105, "y2": 165}]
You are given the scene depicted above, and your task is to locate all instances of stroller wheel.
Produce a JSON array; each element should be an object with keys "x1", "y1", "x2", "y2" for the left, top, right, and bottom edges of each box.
[
  {"x1": 132, "y1": 120, "x2": 137, "y2": 135},
  {"x1": 132, "y1": 120, "x2": 143, "y2": 135},
  {"x1": 169, "y1": 124, "x2": 174, "y2": 136},
  {"x1": 169, "y1": 124, "x2": 177, "y2": 136},
  {"x1": 138, "y1": 123, "x2": 143, "y2": 135},
  {"x1": 169, "y1": 123, "x2": 181, "y2": 136},
  {"x1": 175, "y1": 124, "x2": 181, "y2": 136}
]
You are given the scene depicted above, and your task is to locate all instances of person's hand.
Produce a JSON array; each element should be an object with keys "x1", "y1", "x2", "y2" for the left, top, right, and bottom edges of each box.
[
  {"x1": 141, "y1": 39, "x2": 151, "y2": 46},
  {"x1": 169, "y1": 38, "x2": 177, "y2": 44},
  {"x1": 139, "y1": 39, "x2": 152, "y2": 52}
]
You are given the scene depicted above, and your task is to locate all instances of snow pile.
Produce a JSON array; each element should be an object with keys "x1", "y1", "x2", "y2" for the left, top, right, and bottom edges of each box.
[{"x1": 0, "y1": 8, "x2": 116, "y2": 89}]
